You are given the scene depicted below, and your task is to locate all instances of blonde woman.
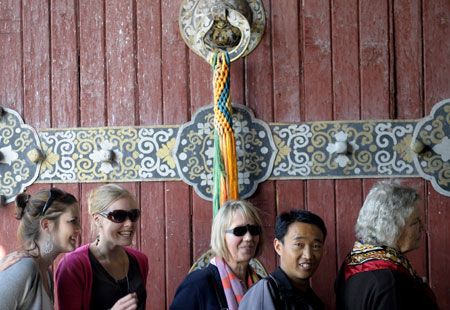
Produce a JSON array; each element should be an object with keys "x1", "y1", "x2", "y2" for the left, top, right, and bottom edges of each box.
[
  {"x1": 171, "y1": 200, "x2": 264, "y2": 310},
  {"x1": 56, "y1": 184, "x2": 148, "y2": 310},
  {"x1": 0, "y1": 188, "x2": 81, "y2": 310}
]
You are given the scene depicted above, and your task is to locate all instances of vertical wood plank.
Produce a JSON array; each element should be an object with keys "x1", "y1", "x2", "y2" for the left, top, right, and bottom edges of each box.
[
  {"x1": 423, "y1": 1, "x2": 450, "y2": 307},
  {"x1": 230, "y1": 58, "x2": 245, "y2": 106},
  {"x1": 331, "y1": 0, "x2": 363, "y2": 269},
  {"x1": 135, "y1": 1, "x2": 165, "y2": 308},
  {"x1": 20, "y1": 0, "x2": 56, "y2": 262},
  {"x1": 48, "y1": 0, "x2": 80, "y2": 280},
  {"x1": 302, "y1": 1, "x2": 333, "y2": 122},
  {"x1": 22, "y1": 0, "x2": 51, "y2": 128},
  {"x1": 271, "y1": 0, "x2": 305, "y2": 241},
  {"x1": 359, "y1": 0, "x2": 390, "y2": 120},
  {"x1": 246, "y1": 0, "x2": 273, "y2": 121},
  {"x1": 189, "y1": 53, "x2": 214, "y2": 261},
  {"x1": 335, "y1": 180, "x2": 362, "y2": 264},
  {"x1": 393, "y1": 0, "x2": 427, "y2": 281},
  {"x1": 400, "y1": 179, "x2": 427, "y2": 277},
  {"x1": 140, "y1": 183, "x2": 166, "y2": 309},
  {"x1": 249, "y1": 182, "x2": 277, "y2": 274},
  {"x1": 136, "y1": 0, "x2": 163, "y2": 125},
  {"x1": 276, "y1": 181, "x2": 305, "y2": 214},
  {"x1": 423, "y1": 1, "x2": 450, "y2": 108},
  {"x1": 50, "y1": 0, "x2": 78, "y2": 128},
  {"x1": 80, "y1": 183, "x2": 102, "y2": 245},
  {"x1": 272, "y1": 0, "x2": 301, "y2": 122},
  {"x1": 0, "y1": 1, "x2": 24, "y2": 255},
  {"x1": 164, "y1": 182, "x2": 190, "y2": 305},
  {"x1": 161, "y1": 0, "x2": 188, "y2": 126},
  {"x1": 427, "y1": 188, "x2": 450, "y2": 309},
  {"x1": 161, "y1": 0, "x2": 191, "y2": 306},
  {"x1": 332, "y1": 0, "x2": 360, "y2": 121},
  {"x1": 77, "y1": 2, "x2": 108, "y2": 301},
  {"x1": 245, "y1": 0, "x2": 277, "y2": 275},
  {"x1": 105, "y1": 0, "x2": 136, "y2": 126},
  {"x1": 302, "y1": 1, "x2": 336, "y2": 308},
  {"x1": 79, "y1": 0, "x2": 106, "y2": 126},
  {"x1": 393, "y1": 0, "x2": 423, "y2": 118},
  {"x1": 306, "y1": 180, "x2": 336, "y2": 308},
  {"x1": 0, "y1": 1, "x2": 22, "y2": 113}
]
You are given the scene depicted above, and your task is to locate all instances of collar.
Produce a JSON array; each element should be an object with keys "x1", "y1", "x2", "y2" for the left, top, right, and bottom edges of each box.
[
  {"x1": 345, "y1": 241, "x2": 417, "y2": 280},
  {"x1": 271, "y1": 267, "x2": 315, "y2": 300}
]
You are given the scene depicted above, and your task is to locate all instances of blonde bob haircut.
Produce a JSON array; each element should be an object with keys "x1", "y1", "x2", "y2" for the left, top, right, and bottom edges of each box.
[
  {"x1": 88, "y1": 184, "x2": 137, "y2": 233},
  {"x1": 210, "y1": 200, "x2": 264, "y2": 261}
]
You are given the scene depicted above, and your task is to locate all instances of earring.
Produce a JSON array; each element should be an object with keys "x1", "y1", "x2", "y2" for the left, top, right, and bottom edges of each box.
[
  {"x1": 42, "y1": 236, "x2": 54, "y2": 254},
  {"x1": 95, "y1": 235, "x2": 100, "y2": 246}
]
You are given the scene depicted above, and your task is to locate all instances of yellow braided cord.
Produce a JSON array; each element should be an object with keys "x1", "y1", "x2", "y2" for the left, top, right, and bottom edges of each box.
[{"x1": 213, "y1": 53, "x2": 239, "y2": 205}]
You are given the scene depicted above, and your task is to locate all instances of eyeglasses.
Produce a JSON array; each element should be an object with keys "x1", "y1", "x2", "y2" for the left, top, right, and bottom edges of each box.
[
  {"x1": 99, "y1": 209, "x2": 140, "y2": 223},
  {"x1": 42, "y1": 188, "x2": 68, "y2": 216},
  {"x1": 225, "y1": 224, "x2": 261, "y2": 237}
]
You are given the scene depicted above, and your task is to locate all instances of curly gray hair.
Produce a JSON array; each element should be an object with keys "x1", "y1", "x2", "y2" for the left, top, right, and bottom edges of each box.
[{"x1": 355, "y1": 180, "x2": 421, "y2": 247}]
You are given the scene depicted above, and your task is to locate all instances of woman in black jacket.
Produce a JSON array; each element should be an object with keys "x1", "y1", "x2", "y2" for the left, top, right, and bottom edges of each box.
[{"x1": 170, "y1": 200, "x2": 265, "y2": 310}]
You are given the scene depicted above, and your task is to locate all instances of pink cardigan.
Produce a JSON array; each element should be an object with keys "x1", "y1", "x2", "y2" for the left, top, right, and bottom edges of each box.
[{"x1": 55, "y1": 244, "x2": 149, "y2": 310}]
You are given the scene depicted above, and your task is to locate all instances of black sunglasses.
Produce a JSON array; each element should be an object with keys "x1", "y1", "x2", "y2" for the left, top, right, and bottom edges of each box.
[
  {"x1": 225, "y1": 224, "x2": 261, "y2": 237},
  {"x1": 42, "y1": 188, "x2": 68, "y2": 216},
  {"x1": 99, "y1": 209, "x2": 140, "y2": 223}
]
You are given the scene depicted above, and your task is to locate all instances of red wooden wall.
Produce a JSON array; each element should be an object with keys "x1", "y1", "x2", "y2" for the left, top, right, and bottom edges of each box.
[{"x1": 1, "y1": 1, "x2": 449, "y2": 309}]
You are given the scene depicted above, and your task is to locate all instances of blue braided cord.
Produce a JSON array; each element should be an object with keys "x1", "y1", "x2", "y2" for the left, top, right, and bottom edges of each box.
[
  {"x1": 224, "y1": 52, "x2": 230, "y2": 65},
  {"x1": 215, "y1": 51, "x2": 233, "y2": 129},
  {"x1": 217, "y1": 79, "x2": 232, "y2": 125}
]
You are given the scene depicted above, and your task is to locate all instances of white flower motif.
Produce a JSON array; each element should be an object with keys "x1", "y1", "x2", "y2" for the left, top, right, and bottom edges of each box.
[
  {"x1": 238, "y1": 171, "x2": 250, "y2": 185},
  {"x1": 197, "y1": 122, "x2": 211, "y2": 135},
  {"x1": 89, "y1": 140, "x2": 123, "y2": 174},
  {"x1": 234, "y1": 120, "x2": 249, "y2": 134},
  {"x1": 433, "y1": 136, "x2": 450, "y2": 161},
  {"x1": 200, "y1": 173, "x2": 213, "y2": 186},
  {"x1": 0, "y1": 145, "x2": 19, "y2": 166}
]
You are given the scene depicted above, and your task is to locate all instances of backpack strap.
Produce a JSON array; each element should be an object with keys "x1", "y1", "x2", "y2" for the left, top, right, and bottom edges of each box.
[{"x1": 205, "y1": 267, "x2": 228, "y2": 310}]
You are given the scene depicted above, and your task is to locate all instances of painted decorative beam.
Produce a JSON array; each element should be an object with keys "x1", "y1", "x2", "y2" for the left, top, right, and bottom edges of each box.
[{"x1": 1, "y1": 99, "x2": 449, "y2": 203}]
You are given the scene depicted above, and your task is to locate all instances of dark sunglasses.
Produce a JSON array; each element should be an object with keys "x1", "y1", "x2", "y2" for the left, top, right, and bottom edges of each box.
[
  {"x1": 42, "y1": 188, "x2": 68, "y2": 216},
  {"x1": 225, "y1": 224, "x2": 261, "y2": 237},
  {"x1": 99, "y1": 209, "x2": 140, "y2": 223}
]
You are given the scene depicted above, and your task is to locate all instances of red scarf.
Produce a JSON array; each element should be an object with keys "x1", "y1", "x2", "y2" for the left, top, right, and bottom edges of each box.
[{"x1": 213, "y1": 257, "x2": 259, "y2": 310}]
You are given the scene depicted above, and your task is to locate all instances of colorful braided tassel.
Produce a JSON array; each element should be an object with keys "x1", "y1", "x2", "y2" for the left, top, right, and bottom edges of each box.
[{"x1": 211, "y1": 52, "x2": 239, "y2": 217}]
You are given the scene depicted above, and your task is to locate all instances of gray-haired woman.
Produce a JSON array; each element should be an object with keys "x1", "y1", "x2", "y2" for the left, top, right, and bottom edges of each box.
[{"x1": 335, "y1": 180, "x2": 439, "y2": 310}]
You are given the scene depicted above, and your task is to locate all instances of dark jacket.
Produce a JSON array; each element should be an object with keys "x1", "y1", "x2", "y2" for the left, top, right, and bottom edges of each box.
[
  {"x1": 335, "y1": 262, "x2": 439, "y2": 310},
  {"x1": 240, "y1": 267, "x2": 325, "y2": 310},
  {"x1": 170, "y1": 264, "x2": 227, "y2": 310}
]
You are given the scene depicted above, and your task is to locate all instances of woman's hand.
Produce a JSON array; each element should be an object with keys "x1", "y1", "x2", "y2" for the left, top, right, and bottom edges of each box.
[
  {"x1": 0, "y1": 251, "x2": 28, "y2": 272},
  {"x1": 111, "y1": 293, "x2": 138, "y2": 310}
]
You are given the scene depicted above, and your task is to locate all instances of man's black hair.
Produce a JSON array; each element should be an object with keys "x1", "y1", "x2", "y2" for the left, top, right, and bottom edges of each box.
[{"x1": 275, "y1": 209, "x2": 327, "y2": 243}]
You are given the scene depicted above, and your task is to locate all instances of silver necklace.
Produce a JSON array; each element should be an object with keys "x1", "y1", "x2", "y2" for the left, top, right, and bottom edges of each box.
[{"x1": 95, "y1": 245, "x2": 130, "y2": 296}]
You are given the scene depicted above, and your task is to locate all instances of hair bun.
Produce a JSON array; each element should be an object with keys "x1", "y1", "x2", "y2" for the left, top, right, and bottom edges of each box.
[{"x1": 15, "y1": 193, "x2": 31, "y2": 220}]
